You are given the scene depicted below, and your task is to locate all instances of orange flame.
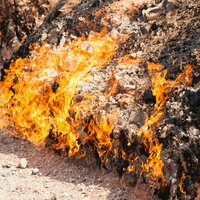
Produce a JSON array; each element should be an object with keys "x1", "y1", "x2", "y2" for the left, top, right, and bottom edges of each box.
[
  {"x1": 0, "y1": 29, "x2": 118, "y2": 157},
  {"x1": 137, "y1": 63, "x2": 192, "y2": 186},
  {"x1": 178, "y1": 171, "x2": 186, "y2": 196},
  {"x1": 0, "y1": 27, "x2": 193, "y2": 190}
]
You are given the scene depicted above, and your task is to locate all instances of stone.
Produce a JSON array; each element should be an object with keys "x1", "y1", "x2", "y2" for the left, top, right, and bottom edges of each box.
[
  {"x1": 18, "y1": 158, "x2": 28, "y2": 169},
  {"x1": 129, "y1": 108, "x2": 145, "y2": 126},
  {"x1": 32, "y1": 168, "x2": 39, "y2": 175},
  {"x1": 2, "y1": 164, "x2": 11, "y2": 168},
  {"x1": 142, "y1": 7, "x2": 164, "y2": 20},
  {"x1": 142, "y1": 0, "x2": 175, "y2": 21}
]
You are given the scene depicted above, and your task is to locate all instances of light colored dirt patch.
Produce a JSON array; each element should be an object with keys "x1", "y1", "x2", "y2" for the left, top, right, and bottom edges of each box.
[{"x1": 0, "y1": 133, "x2": 154, "y2": 200}]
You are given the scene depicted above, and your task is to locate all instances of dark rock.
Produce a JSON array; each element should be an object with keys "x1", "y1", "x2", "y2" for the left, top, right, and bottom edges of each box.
[{"x1": 142, "y1": 89, "x2": 156, "y2": 104}]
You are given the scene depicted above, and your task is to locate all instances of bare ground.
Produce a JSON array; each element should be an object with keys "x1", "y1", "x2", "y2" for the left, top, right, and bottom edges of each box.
[{"x1": 0, "y1": 133, "x2": 154, "y2": 200}]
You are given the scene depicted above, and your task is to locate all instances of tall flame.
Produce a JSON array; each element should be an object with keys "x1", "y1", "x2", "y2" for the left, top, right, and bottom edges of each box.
[
  {"x1": 0, "y1": 28, "x2": 193, "y2": 189},
  {"x1": 0, "y1": 29, "x2": 118, "y2": 157},
  {"x1": 137, "y1": 63, "x2": 192, "y2": 186}
]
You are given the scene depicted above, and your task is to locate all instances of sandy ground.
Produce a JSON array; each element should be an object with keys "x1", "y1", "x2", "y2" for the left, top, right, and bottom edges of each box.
[{"x1": 0, "y1": 133, "x2": 154, "y2": 200}]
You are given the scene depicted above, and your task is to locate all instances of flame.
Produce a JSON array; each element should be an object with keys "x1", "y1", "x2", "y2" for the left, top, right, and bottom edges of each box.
[
  {"x1": 0, "y1": 29, "x2": 118, "y2": 157},
  {"x1": 178, "y1": 171, "x2": 186, "y2": 195},
  {"x1": 137, "y1": 63, "x2": 192, "y2": 186},
  {"x1": 0, "y1": 26, "x2": 193, "y2": 191},
  {"x1": 87, "y1": 111, "x2": 115, "y2": 162}
]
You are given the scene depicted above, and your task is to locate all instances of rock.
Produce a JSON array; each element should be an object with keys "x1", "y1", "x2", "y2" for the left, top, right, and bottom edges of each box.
[
  {"x1": 142, "y1": 0, "x2": 175, "y2": 20},
  {"x1": 2, "y1": 164, "x2": 11, "y2": 168},
  {"x1": 163, "y1": 0, "x2": 176, "y2": 11},
  {"x1": 142, "y1": 89, "x2": 156, "y2": 104},
  {"x1": 68, "y1": 177, "x2": 76, "y2": 183},
  {"x1": 32, "y1": 168, "x2": 39, "y2": 175},
  {"x1": 140, "y1": 26, "x2": 148, "y2": 35},
  {"x1": 129, "y1": 108, "x2": 145, "y2": 126},
  {"x1": 140, "y1": 24, "x2": 151, "y2": 35},
  {"x1": 50, "y1": 196, "x2": 57, "y2": 200},
  {"x1": 155, "y1": 0, "x2": 162, "y2": 3},
  {"x1": 10, "y1": 166, "x2": 17, "y2": 171},
  {"x1": 18, "y1": 158, "x2": 28, "y2": 169},
  {"x1": 142, "y1": 7, "x2": 164, "y2": 20}
]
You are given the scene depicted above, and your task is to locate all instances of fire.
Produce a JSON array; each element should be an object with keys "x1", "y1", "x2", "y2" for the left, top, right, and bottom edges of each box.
[
  {"x1": 0, "y1": 29, "x2": 118, "y2": 157},
  {"x1": 178, "y1": 171, "x2": 186, "y2": 195},
  {"x1": 0, "y1": 27, "x2": 193, "y2": 190},
  {"x1": 137, "y1": 63, "x2": 192, "y2": 186},
  {"x1": 114, "y1": 56, "x2": 192, "y2": 187}
]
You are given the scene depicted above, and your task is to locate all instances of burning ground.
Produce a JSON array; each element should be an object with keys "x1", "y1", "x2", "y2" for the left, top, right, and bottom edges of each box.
[{"x1": 0, "y1": 0, "x2": 199, "y2": 199}]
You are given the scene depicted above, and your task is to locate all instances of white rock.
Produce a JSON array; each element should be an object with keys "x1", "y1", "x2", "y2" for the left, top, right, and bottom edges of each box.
[
  {"x1": 11, "y1": 166, "x2": 17, "y2": 171},
  {"x1": 32, "y1": 168, "x2": 39, "y2": 175},
  {"x1": 142, "y1": 7, "x2": 164, "y2": 20},
  {"x1": 18, "y1": 158, "x2": 28, "y2": 169}
]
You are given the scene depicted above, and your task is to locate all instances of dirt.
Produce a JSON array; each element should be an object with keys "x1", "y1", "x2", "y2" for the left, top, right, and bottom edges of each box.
[
  {"x1": 0, "y1": 0, "x2": 199, "y2": 199},
  {"x1": 0, "y1": 133, "x2": 154, "y2": 200}
]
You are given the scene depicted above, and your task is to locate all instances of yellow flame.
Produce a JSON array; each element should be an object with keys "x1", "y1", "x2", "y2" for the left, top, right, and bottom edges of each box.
[
  {"x1": 0, "y1": 28, "x2": 193, "y2": 189},
  {"x1": 137, "y1": 63, "x2": 192, "y2": 186},
  {"x1": 0, "y1": 29, "x2": 118, "y2": 157}
]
